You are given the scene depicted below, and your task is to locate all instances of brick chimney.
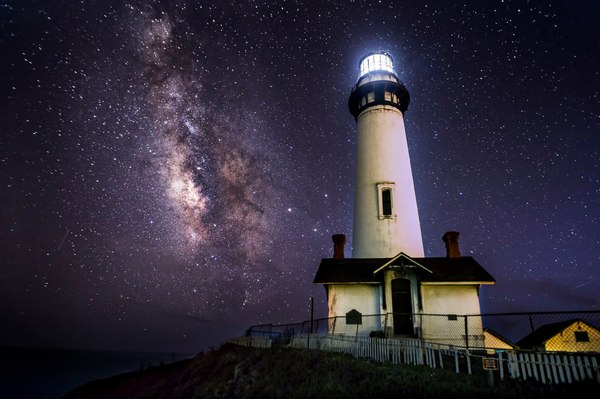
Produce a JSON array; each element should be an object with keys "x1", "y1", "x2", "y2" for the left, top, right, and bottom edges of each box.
[
  {"x1": 332, "y1": 234, "x2": 346, "y2": 259},
  {"x1": 442, "y1": 231, "x2": 461, "y2": 257}
]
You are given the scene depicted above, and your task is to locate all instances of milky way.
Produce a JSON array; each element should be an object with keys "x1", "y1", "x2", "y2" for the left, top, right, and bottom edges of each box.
[
  {"x1": 126, "y1": 4, "x2": 294, "y2": 322},
  {"x1": 1, "y1": 0, "x2": 598, "y2": 352}
]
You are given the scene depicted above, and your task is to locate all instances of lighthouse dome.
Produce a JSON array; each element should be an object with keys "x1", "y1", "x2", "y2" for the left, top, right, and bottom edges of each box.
[{"x1": 359, "y1": 51, "x2": 395, "y2": 78}]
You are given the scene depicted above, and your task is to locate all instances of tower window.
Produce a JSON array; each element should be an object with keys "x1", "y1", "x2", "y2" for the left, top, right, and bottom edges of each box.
[
  {"x1": 377, "y1": 182, "x2": 396, "y2": 220},
  {"x1": 382, "y1": 189, "x2": 392, "y2": 216}
]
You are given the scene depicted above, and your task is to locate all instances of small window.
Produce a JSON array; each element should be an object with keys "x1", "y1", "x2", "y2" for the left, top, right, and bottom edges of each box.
[
  {"x1": 377, "y1": 182, "x2": 395, "y2": 220},
  {"x1": 367, "y1": 92, "x2": 375, "y2": 103},
  {"x1": 382, "y1": 189, "x2": 392, "y2": 216},
  {"x1": 447, "y1": 314, "x2": 458, "y2": 321},
  {"x1": 384, "y1": 91, "x2": 392, "y2": 101},
  {"x1": 575, "y1": 331, "x2": 589, "y2": 342}
]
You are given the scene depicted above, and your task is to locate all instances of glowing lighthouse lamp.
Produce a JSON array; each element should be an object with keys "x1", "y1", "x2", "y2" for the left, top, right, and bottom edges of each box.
[{"x1": 348, "y1": 51, "x2": 424, "y2": 258}]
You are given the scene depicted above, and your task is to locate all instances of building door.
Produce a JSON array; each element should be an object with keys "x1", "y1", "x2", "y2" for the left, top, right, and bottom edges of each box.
[{"x1": 391, "y1": 278, "x2": 413, "y2": 335}]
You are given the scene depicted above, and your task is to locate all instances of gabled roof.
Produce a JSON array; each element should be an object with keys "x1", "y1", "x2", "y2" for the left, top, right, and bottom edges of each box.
[
  {"x1": 313, "y1": 254, "x2": 495, "y2": 285},
  {"x1": 516, "y1": 319, "x2": 598, "y2": 348},
  {"x1": 372, "y1": 252, "x2": 432, "y2": 274},
  {"x1": 483, "y1": 327, "x2": 519, "y2": 349}
]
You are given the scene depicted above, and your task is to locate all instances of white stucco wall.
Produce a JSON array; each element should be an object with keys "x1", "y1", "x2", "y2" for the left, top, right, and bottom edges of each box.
[
  {"x1": 420, "y1": 284, "x2": 485, "y2": 347},
  {"x1": 352, "y1": 105, "x2": 424, "y2": 258},
  {"x1": 327, "y1": 284, "x2": 382, "y2": 335},
  {"x1": 421, "y1": 285, "x2": 481, "y2": 314},
  {"x1": 323, "y1": 280, "x2": 487, "y2": 347}
]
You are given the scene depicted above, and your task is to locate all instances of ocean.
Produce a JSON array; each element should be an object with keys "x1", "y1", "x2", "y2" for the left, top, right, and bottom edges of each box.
[{"x1": 0, "y1": 347, "x2": 192, "y2": 399}]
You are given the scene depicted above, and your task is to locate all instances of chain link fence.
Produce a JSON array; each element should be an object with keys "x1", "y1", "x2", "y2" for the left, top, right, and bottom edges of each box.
[{"x1": 244, "y1": 310, "x2": 600, "y2": 353}]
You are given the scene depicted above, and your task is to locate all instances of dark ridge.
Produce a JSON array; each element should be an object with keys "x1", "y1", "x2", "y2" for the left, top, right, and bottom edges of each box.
[{"x1": 63, "y1": 343, "x2": 595, "y2": 399}]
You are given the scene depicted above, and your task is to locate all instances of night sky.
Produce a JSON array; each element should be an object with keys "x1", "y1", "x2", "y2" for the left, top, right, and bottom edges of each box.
[{"x1": 1, "y1": 0, "x2": 598, "y2": 354}]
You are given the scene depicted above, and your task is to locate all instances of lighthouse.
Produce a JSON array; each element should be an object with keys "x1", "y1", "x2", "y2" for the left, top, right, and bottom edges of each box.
[
  {"x1": 313, "y1": 51, "x2": 494, "y2": 340},
  {"x1": 348, "y1": 51, "x2": 424, "y2": 258}
]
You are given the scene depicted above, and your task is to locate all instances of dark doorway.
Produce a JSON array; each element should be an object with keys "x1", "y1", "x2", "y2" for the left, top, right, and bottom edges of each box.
[{"x1": 391, "y1": 278, "x2": 413, "y2": 335}]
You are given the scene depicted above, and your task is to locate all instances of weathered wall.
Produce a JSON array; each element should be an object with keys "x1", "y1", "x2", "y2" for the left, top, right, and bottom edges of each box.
[{"x1": 327, "y1": 284, "x2": 382, "y2": 335}]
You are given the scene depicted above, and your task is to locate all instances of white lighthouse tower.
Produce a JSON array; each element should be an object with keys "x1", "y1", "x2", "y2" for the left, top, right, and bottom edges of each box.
[
  {"x1": 348, "y1": 51, "x2": 424, "y2": 258},
  {"x1": 313, "y1": 51, "x2": 494, "y2": 341}
]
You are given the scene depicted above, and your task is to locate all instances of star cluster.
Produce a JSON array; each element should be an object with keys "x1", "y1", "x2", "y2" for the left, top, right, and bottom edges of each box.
[{"x1": 0, "y1": 0, "x2": 598, "y2": 352}]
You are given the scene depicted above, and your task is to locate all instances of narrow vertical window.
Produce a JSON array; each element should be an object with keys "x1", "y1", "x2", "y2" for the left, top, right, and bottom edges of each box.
[
  {"x1": 377, "y1": 182, "x2": 395, "y2": 220},
  {"x1": 382, "y1": 189, "x2": 392, "y2": 216}
]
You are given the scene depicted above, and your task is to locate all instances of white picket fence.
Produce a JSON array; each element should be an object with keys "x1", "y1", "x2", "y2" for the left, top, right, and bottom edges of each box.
[
  {"x1": 289, "y1": 334, "x2": 439, "y2": 367},
  {"x1": 504, "y1": 351, "x2": 599, "y2": 384},
  {"x1": 228, "y1": 334, "x2": 600, "y2": 385}
]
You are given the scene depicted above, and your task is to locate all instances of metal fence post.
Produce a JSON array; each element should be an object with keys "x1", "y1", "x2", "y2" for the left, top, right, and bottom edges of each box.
[
  {"x1": 464, "y1": 315, "x2": 469, "y2": 350},
  {"x1": 310, "y1": 296, "x2": 314, "y2": 333},
  {"x1": 528, "y1": 314, "x2": 535, "y2": 333}
]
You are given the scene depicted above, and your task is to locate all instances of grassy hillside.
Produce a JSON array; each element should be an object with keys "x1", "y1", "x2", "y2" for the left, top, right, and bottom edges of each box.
[{"x1": 64, "y1": 343, "x2": 595, "y2": 399}]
